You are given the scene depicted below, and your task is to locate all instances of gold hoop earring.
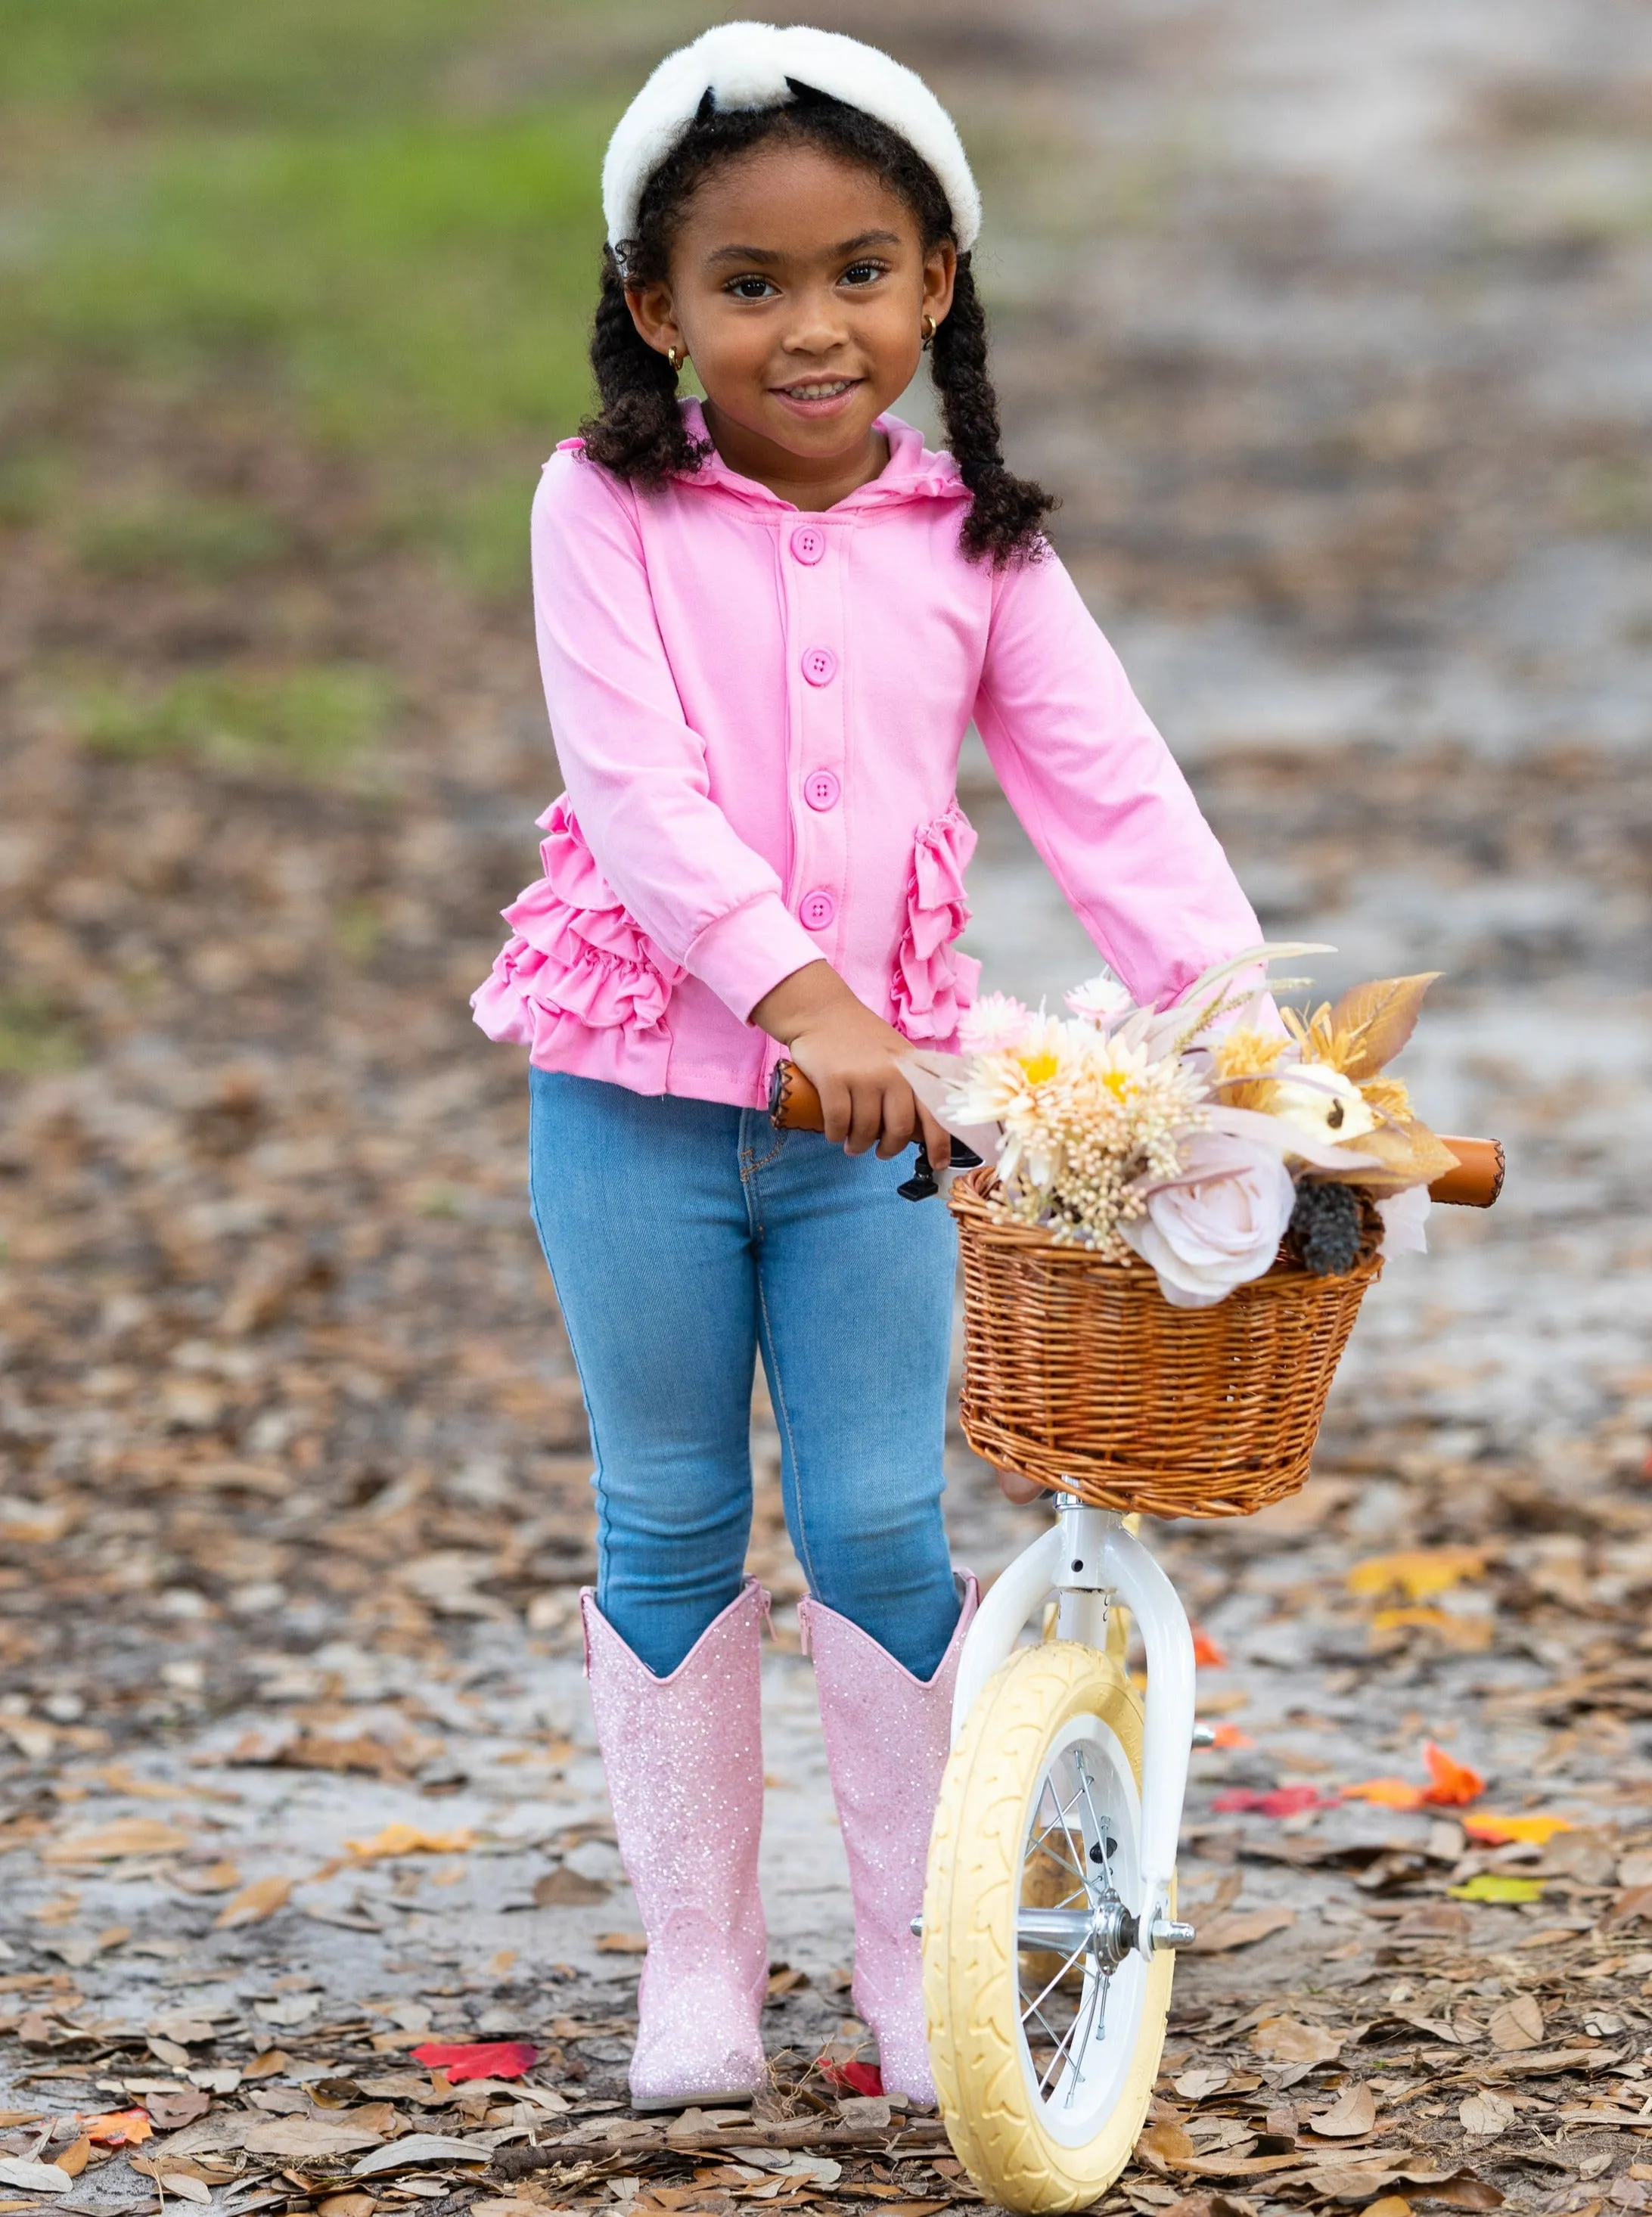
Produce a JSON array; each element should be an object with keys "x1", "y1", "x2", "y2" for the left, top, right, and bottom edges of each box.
[
  {"x1": 666, "y1": 343, "x2": 683, "y2": 373},
  {"x1": 921, "y1": 314, "x2": 936, "y2": 350}
]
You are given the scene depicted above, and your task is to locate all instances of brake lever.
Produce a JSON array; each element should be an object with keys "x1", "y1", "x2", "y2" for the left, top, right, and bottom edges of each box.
[{"x1": 898, "y1": 1136, "x2": 984, "y2": 1203}]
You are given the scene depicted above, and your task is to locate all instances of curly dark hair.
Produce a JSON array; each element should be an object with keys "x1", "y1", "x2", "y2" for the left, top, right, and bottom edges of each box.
[{"x1": 579, "y1": 86, "x2": 1055, "y2": 567}]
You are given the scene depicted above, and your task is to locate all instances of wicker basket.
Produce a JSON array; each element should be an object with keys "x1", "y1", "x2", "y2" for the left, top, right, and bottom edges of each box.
[{"x1": 951, "y1": 1166, "x2": 1381, "y2": 1519}]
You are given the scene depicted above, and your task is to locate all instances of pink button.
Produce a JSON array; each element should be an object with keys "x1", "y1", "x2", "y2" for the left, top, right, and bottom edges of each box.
[
  {"x1": 803, "y1": 768, "x2": 840, "y2": 812},
  {"x1": 790, "y1": 525, "x2": 825, "y2": 564},
  {"x1": 801, "y1": 645, "x2": 838, "y2": 687},
  {"x1": 800, "y1": 889, "x2": 837, "y2": 931}
]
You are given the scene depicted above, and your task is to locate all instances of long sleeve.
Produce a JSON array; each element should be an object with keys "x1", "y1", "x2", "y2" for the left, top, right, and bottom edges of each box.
[
  {"x1": 973, "y1": 548, "x2": 1262, "y2": 1009},
  {"x1": 531, "y1": 453, "x2": 820, "y2": 1022}
]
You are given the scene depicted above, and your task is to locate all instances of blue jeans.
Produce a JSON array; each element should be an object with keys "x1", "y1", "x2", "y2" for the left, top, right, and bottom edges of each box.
[{"x1": 528, "y1": 1070, "x2": 962, "y2": 1681}]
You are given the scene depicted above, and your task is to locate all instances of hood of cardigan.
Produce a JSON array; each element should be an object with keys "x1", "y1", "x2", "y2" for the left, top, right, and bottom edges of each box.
[{"x1": 672, "y1": 396, "x2": 969, "y2": 511}]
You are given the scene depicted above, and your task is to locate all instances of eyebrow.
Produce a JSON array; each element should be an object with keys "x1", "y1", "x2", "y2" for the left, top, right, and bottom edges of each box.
[{"x1": 703, "y1": 229, "x2": 904, "y2": 268}]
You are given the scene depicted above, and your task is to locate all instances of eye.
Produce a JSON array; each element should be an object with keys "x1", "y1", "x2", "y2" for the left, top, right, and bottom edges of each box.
[
  {"x1": 840, "y1": 260, "x2": 888, "y2": 287},
  {"x1": 725, "y1": 274, "x2": 778, "y2": 301}
]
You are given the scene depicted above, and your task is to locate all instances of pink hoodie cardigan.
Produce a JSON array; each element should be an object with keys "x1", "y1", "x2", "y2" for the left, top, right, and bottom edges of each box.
[{"x1": 472, "y1": 399, "x2": 1261, "y2": 1110}]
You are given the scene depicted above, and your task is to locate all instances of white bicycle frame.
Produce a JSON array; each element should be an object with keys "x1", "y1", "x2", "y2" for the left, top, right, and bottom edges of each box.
[{"x1": 950, "y1": 1497, "x2": 1197, "y2": 1960}]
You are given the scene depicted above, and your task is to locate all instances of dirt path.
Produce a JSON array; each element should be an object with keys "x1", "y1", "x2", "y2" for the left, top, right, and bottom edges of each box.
[{"x1": 2, "y1": 3, "x2": 1651, "y2": 2215}]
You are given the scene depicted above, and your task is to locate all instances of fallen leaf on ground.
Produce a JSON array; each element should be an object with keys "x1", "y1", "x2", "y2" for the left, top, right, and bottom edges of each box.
[
  {"x1": 214, "y1": 1874, "x2": 293, "y2": 1929},
  {"x1": 1370, "y1": 1607, "x2": 1492, "y2": 1650},
  {"x1": 1175, "y1": 2069, "x2": 1231, "y2": 2101},
  {"x1": 1463, "y1": 1813, "x2": 1572, "y2": 1846},
  {"x1": 1210, "y1": 1786, "x2": 1332, "y2": 1818},
  {"x1": 353, "y1": 2136, "x2": 490, "y2": 2175},
  {"x1": 346, "y1": 1824, "x2": 476, "y2": 1859},
  {"x1": 156, "y1": 2178, "x2": 211, "y2": 2206},
  {"x1": 1421, "y1": 1741, "x2": 1485, "y2": 1806},
  {"x1": 1251, "y1": 2019, "x2": 1346, "y2": 2066},
  {"x1": 408, "y1": 2042, "x2": 537, "y2": 2083},
  {"x1": 144, "y1": 2088, "x2": 211, "y2": 2130},
  {"x1": 816, "y1": 2060, "x2": 882, "y2": 2097},
  {"x1": 1449, "y1": 1874, "x2": 1545, "y2": 1903},
  {"x1": 1192, "y1": 1630, "x2": 1228, "y2": 1668},
  {"x1": 82, "y1": 2111, "x2": 152, "y2": 2147},
  {"x1": 1308, "y1": 2082, "x2": 1377, "y2": 2138},
  {"x1": 242, "y1": 2052, "x2": 290, "y2": 2081},
  {"x1": 595, "y1": 1930, "x2": 647, "y2": 1954},
  {"x1": 318, "y1": 2197, "x2": 377, "y2": 2217},
  {"x1": 532, "y1": 1867, "x2": 609, "y2": 1906},
  {"x1": 0, "y1": 2161, "x2": 70, "y2": 2194},
  {"x1": 42, "y1": 1818, "x2": 191, "y2": 1864},
  {"x1": 1209, "y1": 1724, "x2": 1253, "y2": 1749},
  {"x1": 1347, "y1": 1548, "x2": 1487, "y2": 1602},
  {"x1": 1415, "y1": 2169, "x2": 1502, "y2": 2209},
  {"x1": 1136, "y1": 2120, "x2": 1197, "y2": 2171},
  {"x1": 172, "y1": 1861, "x2": 243, "y2": 1895},
  {"x1": 1488, "y1": 1995, "x2": 1544, "y2": 2051},
  {"x1": 1190, "y1": 1907, "x2": 1296, "y2": 1953},
  {"x1": 1345, "y1": 1776, "x2": 1427, "y2": 1809},
  {"x1": 244, "y1": 2119, "x2": 388, "y2": 2160},
  {"x1": 53, "y1": 2141, "x2": 90, "y2": 2181},
  {"x1": 1459, "y1": 2093, "x2": 1516, "y2": 2139},
  {"x1": 1365, "y1": 2200, "x2": 1412, "y2": 2217}
]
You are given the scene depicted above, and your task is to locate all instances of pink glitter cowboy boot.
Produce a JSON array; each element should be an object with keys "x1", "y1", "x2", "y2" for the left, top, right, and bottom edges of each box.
[
  {"x1": 581, "y1": 1579, "x2": 770, "y2": 2110},
  {"x1": 800, "y1": 1576, "x2": 979, "y2": 2104}
]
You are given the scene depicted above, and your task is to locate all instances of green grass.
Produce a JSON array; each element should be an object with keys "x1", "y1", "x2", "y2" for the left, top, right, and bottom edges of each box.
[
  {"x1": 76, "y1": 495, "x2": 291, "y2": 579},
  {"x1": 0, "y1": 993, "x2": 82, "y2": 1075},
  {"x1": 73, "y1": 665, "x2": 393, "y2": 781},
  {"x1": 0, "y1": 0, "x2": 641, "y2": 593}
]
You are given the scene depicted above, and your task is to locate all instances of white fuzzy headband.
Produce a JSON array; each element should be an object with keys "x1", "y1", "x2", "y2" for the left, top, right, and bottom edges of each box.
[{"x1": 602, "y1": 20, "x2": 981, "y2": 257}]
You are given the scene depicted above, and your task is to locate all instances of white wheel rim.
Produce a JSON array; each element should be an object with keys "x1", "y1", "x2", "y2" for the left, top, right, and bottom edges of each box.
[{"x1": 1012, "y1": 1712, "x2": 1148, "y2": 2149}]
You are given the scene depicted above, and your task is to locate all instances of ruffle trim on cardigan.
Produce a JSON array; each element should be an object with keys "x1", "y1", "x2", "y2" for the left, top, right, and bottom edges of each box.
[
  {"x1": 470, "y1": 799, "x2": 683, "y2": 1079},
  {"x1": 891, "y1": 800, "x2": 980, "y2": 1043}
]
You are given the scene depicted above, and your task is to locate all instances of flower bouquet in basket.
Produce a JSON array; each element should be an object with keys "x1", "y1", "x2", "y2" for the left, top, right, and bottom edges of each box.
[{"x1": 908, "y1": 945, "x2": 1480, "y2": 1517}]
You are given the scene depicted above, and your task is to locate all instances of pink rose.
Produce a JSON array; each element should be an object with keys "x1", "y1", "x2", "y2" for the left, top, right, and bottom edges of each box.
[{"x1": 1124, "y1": 1131, "x2": 1296, "y2": 1309}]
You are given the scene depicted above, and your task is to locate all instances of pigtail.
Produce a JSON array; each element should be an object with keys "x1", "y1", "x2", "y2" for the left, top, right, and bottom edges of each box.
[
  {"x1": 930, "y1": 256, "x2": 1056, "y2": 567},
  {"x1": 579, "y1": 246, "x2": 707, "y2": 486}
]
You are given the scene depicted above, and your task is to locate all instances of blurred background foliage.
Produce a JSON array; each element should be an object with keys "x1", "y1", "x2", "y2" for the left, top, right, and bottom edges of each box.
[{"x1": 0, "y1": 0, "x2": 688, "y2": 608}]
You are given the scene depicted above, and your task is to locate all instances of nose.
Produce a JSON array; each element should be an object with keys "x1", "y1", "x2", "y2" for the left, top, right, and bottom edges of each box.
[{"x1": 780, "y1": 281, "x2": 853, "y2": 360}]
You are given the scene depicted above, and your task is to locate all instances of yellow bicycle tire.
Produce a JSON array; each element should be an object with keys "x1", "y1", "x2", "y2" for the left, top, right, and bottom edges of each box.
[{"x1": 922, "y1": 1641, "x2": 1174, "y2": 2214}]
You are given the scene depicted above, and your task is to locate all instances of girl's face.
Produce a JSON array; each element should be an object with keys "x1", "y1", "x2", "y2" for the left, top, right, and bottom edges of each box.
[{"x1": 626, "y1": 138, "x2": 956, "y2": 496}]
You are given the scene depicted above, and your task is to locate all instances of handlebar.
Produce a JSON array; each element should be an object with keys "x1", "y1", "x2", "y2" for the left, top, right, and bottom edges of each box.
[{"x1": 766, "y1": 1059, "x2": 1505, "y2": 1209}]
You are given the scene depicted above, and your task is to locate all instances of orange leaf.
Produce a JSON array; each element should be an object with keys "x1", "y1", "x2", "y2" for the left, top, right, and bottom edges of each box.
[
  {"x1": 82, "y1": 2110, "x2": 153, "y2": 2148},
  {"x1": 1343, "y1": 1778, "x2": 1427, "y2": 1809},
  {"x1": 345, "y1": 1824, "x2": 475, "y2": 1860},
  {"x1": 1422, "y1": 1740, "x2": 1484, "y2": 1807},
  {"x1": 1211, "y1": 1724, "x2": 1253, "y2": 1749},
  {"x1": 1192, "y1": 1629, "x2": 1228, "y2": 1669},
  {"x1": 1347, "y1": 1548, "x2": 1487, "y2": 1604},
  {"x1": 214, "y1": 1874, "x2": 293, "y2": 1930},
  {"x1": 1464, "y1": 1813, "x2": 1573, "y2": 1846}
]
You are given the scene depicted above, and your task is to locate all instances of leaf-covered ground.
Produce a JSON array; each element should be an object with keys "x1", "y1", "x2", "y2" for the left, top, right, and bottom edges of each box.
[{"x1": 3, "y1": 3, "x2": 1652, "y2": 2216}]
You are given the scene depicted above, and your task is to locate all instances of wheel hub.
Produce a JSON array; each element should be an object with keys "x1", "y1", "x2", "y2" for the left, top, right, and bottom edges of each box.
[{"x1": 1017, "y1": 1899, "x2": 1139, "y2": 1972}]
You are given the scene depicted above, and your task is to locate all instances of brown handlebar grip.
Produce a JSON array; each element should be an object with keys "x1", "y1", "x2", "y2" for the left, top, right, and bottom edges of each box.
[
  {"x1": 768, "y1": 1060, "x2": 824, "y2": 1132},
  {"x1": 1428, "y1": 1137, "x2": 1504, "y2": 1209},
  {"x1": 768, "y1": 1061, "x2": 1503, "y2": 1207}
]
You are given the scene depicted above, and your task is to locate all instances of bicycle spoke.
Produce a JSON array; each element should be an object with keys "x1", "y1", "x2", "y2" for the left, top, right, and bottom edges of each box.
[{"x1": 1019, "y1": 1933, "x2": 1090, "y2": 2029}]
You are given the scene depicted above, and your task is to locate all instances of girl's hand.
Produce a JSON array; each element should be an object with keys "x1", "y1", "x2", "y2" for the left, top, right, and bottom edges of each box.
[{"x1": 752, "y1": 961, "x2": 952, "y2": 1166}]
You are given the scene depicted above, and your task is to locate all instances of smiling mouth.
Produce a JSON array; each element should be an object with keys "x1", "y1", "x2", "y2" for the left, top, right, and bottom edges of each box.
[{"x1": 774, "y1": 377, "x2": 860, "y2": 401}]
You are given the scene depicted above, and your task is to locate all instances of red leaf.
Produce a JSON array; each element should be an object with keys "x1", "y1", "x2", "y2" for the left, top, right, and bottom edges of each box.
[
  {"x1": 1192, "y1": 1629, "x2": 1228, "y2": 1669},
  {"x1": 817, "y1": 2058, "x2": 883, "y2": 2097},
  {"x1": 1421, "y1": 1740, "x2": 1484, "y2": 1807},
  {"x1": 409, "y1": 2040, "x2": 539, "y2": 2083},
  {"x1": 1211, "y1": 1784, "x2": 1329, "y2": 1818}
]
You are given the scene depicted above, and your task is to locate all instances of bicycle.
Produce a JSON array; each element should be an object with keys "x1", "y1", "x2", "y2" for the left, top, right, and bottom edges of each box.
[{"x1": 770, "y1": 1058, "x2": 1502, "y2": 2210}]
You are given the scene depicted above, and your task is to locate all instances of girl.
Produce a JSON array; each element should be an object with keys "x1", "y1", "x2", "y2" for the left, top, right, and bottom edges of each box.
[{"x1": 474, "y1": 23, "x2": 1261, "y2": 2113}]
